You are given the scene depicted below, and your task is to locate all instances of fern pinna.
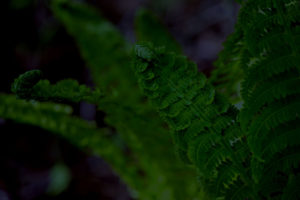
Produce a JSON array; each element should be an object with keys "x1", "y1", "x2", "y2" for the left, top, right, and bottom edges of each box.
[{"x1": 134, "y1": 1, "x2": 300, "y2": 199}]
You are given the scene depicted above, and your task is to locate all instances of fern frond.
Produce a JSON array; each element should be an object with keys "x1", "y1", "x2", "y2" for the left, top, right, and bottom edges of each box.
[
  {"x1": 12, "y1": 70, "x2": 102, "y2": 104},
  {"x1": 228, "y1": 0, "x2": 300, "y2": 198},
  {"x1": 0, "y1": 94, "x2": 102, "y2": 151},
  {"x1": 51, "y1": 0, "x2": 140, "y2": 105},
  {"x1": 11, "y1": 69, "x2": 201, "y2": 199},
  {"x1": 0, "y1": 94, "x2": 144, "y2": 189},
  {"x1": 239, "y1": 72, "x2": 300, "y2": 130},
  {"x1": 239, "y1": 0, "x2": 300, "y2": 100},
  {"x1": 133, "y1": 43, "x2": 254, "y2": 198}
]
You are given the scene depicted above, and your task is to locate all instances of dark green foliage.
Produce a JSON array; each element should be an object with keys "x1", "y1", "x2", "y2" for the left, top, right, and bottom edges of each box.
[
  {"x1": 133, "y1": 44, "x2": 254, "y2": 199},
  {"x1": 3, "y1": 0, "x2": 300, "y2": 199},
  {"x1": 134, "y1": 0, "x2": 300, "y2": 199},
  {"x1": 237, "y1": 0, "x2": 300, "y2": 198}
]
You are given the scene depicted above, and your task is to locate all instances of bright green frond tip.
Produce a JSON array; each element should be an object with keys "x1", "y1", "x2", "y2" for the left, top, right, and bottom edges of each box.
[{"x1": 11, "y1": 70, "x2": 102, "y2": 104}]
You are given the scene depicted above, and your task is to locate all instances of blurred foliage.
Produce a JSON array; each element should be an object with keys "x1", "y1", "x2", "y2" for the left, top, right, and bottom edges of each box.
[
  {"x1": 51, "y1": 0, "x2": 137, "y2": 105},
  {"x1": 135, "y1": 8, "x2": 182, "y2": 54},
  {"x1": 10, "y1": 0, "x2": 35, "y2": 10},
  {"x1": 0, "y1": 93, "x2": 143, "y2": 191}
]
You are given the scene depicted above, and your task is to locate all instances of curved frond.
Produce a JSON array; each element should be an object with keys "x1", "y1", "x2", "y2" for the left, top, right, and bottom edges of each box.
[
  {"x1": 12, "y1": 70, "x2": 102, "y2": 104},
  {"x1": 0, "y1": 94, "x2": 141, "y2": 187}
]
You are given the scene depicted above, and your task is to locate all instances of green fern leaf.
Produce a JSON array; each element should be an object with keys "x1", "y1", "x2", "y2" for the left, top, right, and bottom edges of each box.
[
  {"x1": 233, "y1": 0, "x2": 300, "y2": 198},
  {"x1": 0, "y1": 94, "x2": 143, "y2": 188},
  {"x1": 12, "y1": 70, "x2": 102, "y2": 104},
  {"x1": 134, "y1": 43, "x2": 254, "y2": 198}
]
